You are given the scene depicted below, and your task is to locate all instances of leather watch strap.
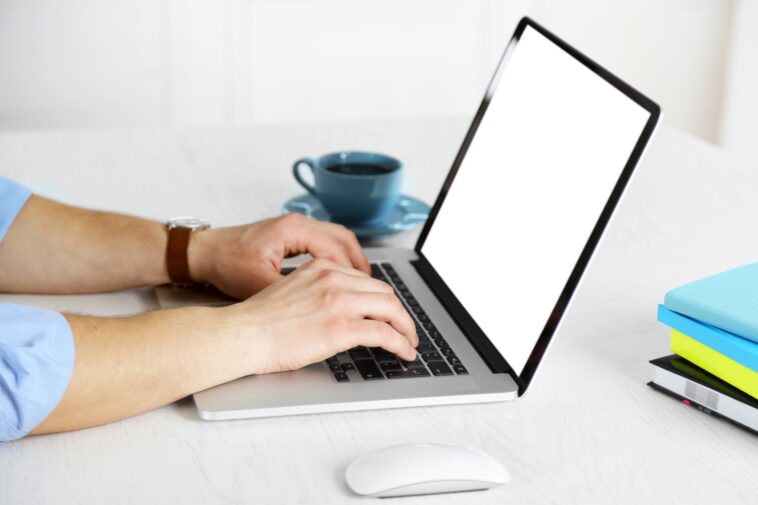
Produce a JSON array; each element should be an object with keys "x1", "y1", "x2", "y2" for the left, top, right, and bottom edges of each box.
[{"x1": 166, "y1": 226, "x2": 194, "y2": 284}]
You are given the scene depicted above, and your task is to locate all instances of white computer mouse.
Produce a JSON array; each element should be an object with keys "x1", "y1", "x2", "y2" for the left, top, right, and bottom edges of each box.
[{"x1": 344, "y1": 443, "x2": 510, "y2": 498}]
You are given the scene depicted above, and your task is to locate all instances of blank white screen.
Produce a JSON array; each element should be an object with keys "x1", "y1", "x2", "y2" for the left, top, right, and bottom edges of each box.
[{"x1": 422, "y1": 26, "x2": 650, "y2": 374}]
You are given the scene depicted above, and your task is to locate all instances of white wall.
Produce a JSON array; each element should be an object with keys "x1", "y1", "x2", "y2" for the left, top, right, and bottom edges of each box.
[
  {"x1": 0, "y1": 0, "x2": 753, "y2": 158},
  {"x1": 719, "y1": 0, "x2": 758, "y2": 162}
]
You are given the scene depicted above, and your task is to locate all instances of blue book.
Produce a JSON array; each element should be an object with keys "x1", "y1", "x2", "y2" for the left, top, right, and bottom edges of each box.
[
  {"x1": 664, "y1": 263, "x2": 758, "y2": 345},
  {"x1": 658, "y1": 305, "x2": 758, "y2": 372}
]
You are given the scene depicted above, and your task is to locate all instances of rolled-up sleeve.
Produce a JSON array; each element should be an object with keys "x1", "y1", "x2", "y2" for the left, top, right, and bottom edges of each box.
[
  {"x1": 1, "y1": 177, "x2": 75, "y2": 441},
  {"x1": 0, "y1": 176, "x2": 32, "y2": 241},
  {"x1": 0, "y1": 305, "x2": 75, "y2": 441}
]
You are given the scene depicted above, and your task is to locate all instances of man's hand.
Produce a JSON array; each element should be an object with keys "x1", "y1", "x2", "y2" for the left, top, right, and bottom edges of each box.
[
  {"x1": 32, "y1": 257, "x2": 417, "y2": 434},
  {"x1": 189, "y1": 213, "x2": 370, "y2": 299},
  {"x1": 225, "y1": 257, "x2": 418, "y2": 374}
]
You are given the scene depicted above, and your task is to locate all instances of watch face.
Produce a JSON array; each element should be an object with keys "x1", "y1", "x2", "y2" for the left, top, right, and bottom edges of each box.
[{"x1": 168, "y1": 217, "x2": 211, "y2": 230}]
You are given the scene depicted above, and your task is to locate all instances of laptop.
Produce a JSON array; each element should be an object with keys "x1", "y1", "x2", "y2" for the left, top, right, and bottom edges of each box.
[{"x1": 157, "y1": 17, "x2": 660, "y2": 420}]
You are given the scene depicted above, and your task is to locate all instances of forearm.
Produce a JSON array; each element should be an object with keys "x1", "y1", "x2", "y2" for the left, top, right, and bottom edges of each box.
[
  {"x1": 0, "y1": 195, "x2": 170, "y2": 293},
  {"x1": 28, "y1": 258, "x2": 418, "y2": 435},
  {"x1": 31, "y1": 306, "x2": 252, "y2": 434}
]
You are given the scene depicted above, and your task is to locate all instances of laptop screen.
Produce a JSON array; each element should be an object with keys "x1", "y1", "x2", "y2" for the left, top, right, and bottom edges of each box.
[{"x1": 419, "y1": 23, "x2": 653, "y2": 377}]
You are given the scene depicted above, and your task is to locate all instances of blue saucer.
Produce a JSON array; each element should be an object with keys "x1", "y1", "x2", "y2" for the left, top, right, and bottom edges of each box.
[{"x1": 282, "y1": 194, "x2": 430, "y2": 238}]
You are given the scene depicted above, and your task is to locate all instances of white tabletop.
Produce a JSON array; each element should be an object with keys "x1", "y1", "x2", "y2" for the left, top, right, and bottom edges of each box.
[{"x1": 1, "y1": 118, "x2": 756, "y2": 504}]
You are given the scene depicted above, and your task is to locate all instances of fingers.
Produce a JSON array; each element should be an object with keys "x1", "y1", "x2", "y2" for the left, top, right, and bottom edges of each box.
[
  {"x1": 329, "y1": 225, "x2": 371, "y2": 275},
  {"x1": 292, "y1": 257, "x2": 417, "y2": 360},
  {"x1": 299, "y1": 257, "x2": 369, "y2": 278},
  {"x1": 299, "y1": 260, "x2": 410, "y2": 338},
  {"x1": 345, "y1": 291, "x2": 418, "y2": 347},
  {"x1": 346, "y1": 319, "x2": 417, "y2": 361},
  {"x1": 294, "y1": 258, "x2": 395, "y2": 297},
  {"x1": 286, "y1": 214, "x2": 370, "y2": 274}
]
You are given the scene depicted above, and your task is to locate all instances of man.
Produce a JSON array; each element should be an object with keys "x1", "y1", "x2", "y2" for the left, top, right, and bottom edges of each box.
[{"x1": 0, "y1": 176, "x2": 417, "y2": 442}]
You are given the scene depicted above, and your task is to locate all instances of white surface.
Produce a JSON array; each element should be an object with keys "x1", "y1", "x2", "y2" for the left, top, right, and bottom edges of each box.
[
  {"x1": 423, "y1": 25, "x2": 650, "y2": 373},
  {"x1": 0, "y1": 0, "x2": 744, "y2": 147},
  {"x1": 0, "y1": 117, "x2": 757, "y2": 504},
  {"x1": 344, "y1": 443, "x2": 509, "y2": 497}
]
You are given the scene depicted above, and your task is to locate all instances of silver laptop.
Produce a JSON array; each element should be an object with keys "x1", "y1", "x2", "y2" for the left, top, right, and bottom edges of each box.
[{"x1": 157, "y1": 17, "x2": 660, "y2": 421}]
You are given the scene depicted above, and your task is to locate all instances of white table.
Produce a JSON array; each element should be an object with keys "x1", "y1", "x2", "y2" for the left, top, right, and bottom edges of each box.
[{"x1": 1, "y1": 118, "x2": 756, "y2": 504}]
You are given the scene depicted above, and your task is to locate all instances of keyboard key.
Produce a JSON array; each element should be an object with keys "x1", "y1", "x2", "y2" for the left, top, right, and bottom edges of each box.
[
  {"x1": 386, "y1": 368, "x2": 430, "y2": 379},
  {"x1": 371, "y1": 350, "x2": 396, "y2": 362},
  {"x1": 402, "y1": 358, "x2": 425, "y2": 369},
  {"x1": 379, "y1": 360, "x2": 402, "y2": 372},
  {"x1": 453, "y1": 364, "x2": 468, "y2": 375},
  {"x1": 334, "y1": 372, "x2": 350, "y2": 382},
  {"x1": 354, "y1": 359, "x2": 384, "y2": 380},
  {"x1": 341, "y1": 362, "x2": 355, "y2": 372},
  {"x1": 418, "y1": 343, "x2": 436, "y2": 354},
  {"x1": 375, "y1": 355, "x2": 398, "y2": 365},
  {"x1": 326, "y1": 356, "x2": 339, "y2": 366},
  {"x1": 417, "y1": 313, "x2": 430, "y2": 323},
  {"x1": 440, "y1": 347, "x2": 456, "y2": 357},
  {"x1": 329, "y1": 364, "x2": 341, "y2": 372},
  {"x1": 421, "y1": 351, "x2": 442, "y2": 362},
  {"x1": 427, "y1": 361, "x2": 454, "y2": 376},
  {"x1": 423, "y1": 322, "x2": 435, "y2": 331},
  {"x1": 446, "y1": 356, "x2": 461, "y2": 365},
  {"x1": 381, "y1": 262, "x2": 395, "y2": 273},
  {"x1": 350, "y1": 348, "x2": 371, "y2": 360},
  {"x1": 411, "y1": 305, "x2": 425, "y2": 315}
]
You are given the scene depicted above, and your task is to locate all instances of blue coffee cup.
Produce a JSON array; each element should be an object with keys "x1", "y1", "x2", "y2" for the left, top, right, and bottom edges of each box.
[{"x1": 293, "y1": 151, "x2": 403, "y2": 225}]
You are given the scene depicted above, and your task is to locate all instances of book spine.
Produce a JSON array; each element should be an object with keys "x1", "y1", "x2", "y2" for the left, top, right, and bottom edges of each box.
[
  {"x1": 658, "y1": 305, "x2": 758, "y2": 371},
  {"x1": 671, "y1": 330, "x2": 758, "y2": 400}
]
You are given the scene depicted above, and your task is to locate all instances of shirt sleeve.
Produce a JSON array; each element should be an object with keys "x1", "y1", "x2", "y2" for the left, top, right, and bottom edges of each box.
[
  {"x1": 0, "y1": 304, "x2": 75, "y2": 442},
  {"x1": 0, "y1": 176, "x2": 32, "y2": 242}
]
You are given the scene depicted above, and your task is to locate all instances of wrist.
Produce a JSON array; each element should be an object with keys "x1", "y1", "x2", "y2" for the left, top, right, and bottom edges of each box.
[
  {"x1": 166, "y1": 217, "x2": 211, "y2": 285},
  {"x1": 186, "y1": 228, "x2": 215, "y2": 284},
  {"x1": 215, "y1": 303, "x2": 272, "y2": 377}
]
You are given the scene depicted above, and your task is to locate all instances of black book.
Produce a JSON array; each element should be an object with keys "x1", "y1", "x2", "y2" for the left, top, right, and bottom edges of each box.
[{"x1": 648, "y1": 354, "x2": 758, "y2": 435}]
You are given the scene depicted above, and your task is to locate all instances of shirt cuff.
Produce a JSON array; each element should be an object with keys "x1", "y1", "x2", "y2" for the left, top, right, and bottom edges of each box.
[
  {"x1": 0, "y1": 176, "x2": 32, "y2": 242},
  {"x1": 0, "y1": 304, "x2": 75, "y2": 442}
]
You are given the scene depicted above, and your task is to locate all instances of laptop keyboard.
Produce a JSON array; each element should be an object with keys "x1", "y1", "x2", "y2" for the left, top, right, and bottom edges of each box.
[{"x1": 325, "y1": 262, "x2": 468, "y2": 382}]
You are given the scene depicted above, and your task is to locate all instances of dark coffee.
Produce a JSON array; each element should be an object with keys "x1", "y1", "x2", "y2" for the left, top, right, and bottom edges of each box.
[{"x1": 326, "y1": 163, "x2": 393, "y2": 176}]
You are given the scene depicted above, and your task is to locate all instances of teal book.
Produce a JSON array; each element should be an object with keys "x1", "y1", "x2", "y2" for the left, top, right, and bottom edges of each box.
[
  {"x1": 664, "y1": 263, "x2": 758, "y2": 345},
  {"x1": 657, "y1": 305, "x2": 758, "y2": 372}
]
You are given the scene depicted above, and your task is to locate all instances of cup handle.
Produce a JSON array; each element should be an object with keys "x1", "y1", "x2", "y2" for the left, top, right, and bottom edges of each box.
[{"x1": 293, "y1": 157, "x2": 318, "y2": 196}]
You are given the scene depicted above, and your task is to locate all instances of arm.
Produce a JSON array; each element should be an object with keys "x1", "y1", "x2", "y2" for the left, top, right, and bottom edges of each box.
[
  {"x1": 0, "y1": 195, "x2": 169, "y2": 293},
  {"x1": 0, "y1": 195, "x2": 370, "y2": 297},
  {"x1": 31, "y1": 259, "x2": 418, "y2": 435},
  {"x1": 0, "y1": 187, "x2": 413, "y2": 437}
]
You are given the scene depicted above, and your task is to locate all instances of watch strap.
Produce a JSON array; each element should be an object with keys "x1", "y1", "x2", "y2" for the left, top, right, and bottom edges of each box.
[{"x1": 166, "y1": 226, "x2": 194, "y2": 284}]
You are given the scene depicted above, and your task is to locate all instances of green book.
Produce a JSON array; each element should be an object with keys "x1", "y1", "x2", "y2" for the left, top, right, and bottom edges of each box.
[{"x1": 670, "y1": 329, "x2": 758, "y2": 400}]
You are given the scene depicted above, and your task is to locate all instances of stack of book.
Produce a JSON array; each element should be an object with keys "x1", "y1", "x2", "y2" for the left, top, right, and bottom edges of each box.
[{"x1": 650, "y1": 263, "x2": 758, "y2": 434}]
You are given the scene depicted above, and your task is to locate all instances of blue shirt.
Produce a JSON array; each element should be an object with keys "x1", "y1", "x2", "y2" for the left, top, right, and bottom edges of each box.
[{"x1": 0, "y1": 177, "x2": 75, "y2": 442}]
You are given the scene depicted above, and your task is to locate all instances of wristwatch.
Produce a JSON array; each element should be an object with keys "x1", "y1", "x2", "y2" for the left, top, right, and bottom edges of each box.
[{"x1": 165, "y1": 217, "x2": 211, "y2": 285}]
